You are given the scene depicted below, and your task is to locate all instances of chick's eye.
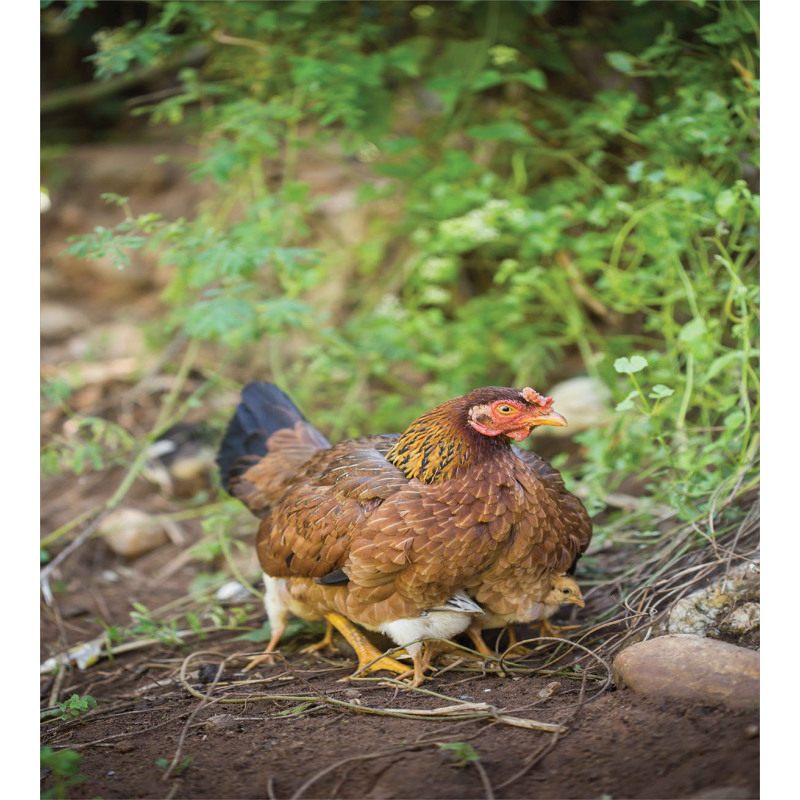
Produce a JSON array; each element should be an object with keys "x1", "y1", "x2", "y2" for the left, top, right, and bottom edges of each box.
[{"x1": 562, "y1": 588, "x2": 571, "y2": 595}]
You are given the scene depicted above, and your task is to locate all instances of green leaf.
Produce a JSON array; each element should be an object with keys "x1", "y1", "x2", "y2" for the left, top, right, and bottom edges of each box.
[
  {"x1": 438, "y1": 742, "x2": 480, "y2": 767},
  {"x1": 678, "y1": 318, "x2": 706, "y2": 342},
  {"x1": 626, "y1": 161, "x2": 645, "y2": 182},
  {"x1": 606, "y1": 51, "x2": 636, "y2": 74},
  {"x1": 705, "y1": 351, "x2": 742, "y2": 382},
  {"x1": 467, "y1": 121, "x2": 534, "y2": 144},
  {"x1": 615, "y1": 390, "x2": 639, "y2": 411},
  {"x1": 471, "y1": 69, "x2": 506, "y2": 92},
  {"x1": 235, "y1": 626, "x2": 273, "y2": 643},
  {"x1": 715, "y1": 188, "x2": 737, "y2": 218},
  {"x1": 41, "y1": 747, "x2": 83, "y2": 777},
  {"x1": 649, "y1": 384, "x2": 675, "y2": 399},
  {"x1": 724, "y1": 409, "x2": 745, "y2": 430},
  {"x1": 514, "y1": 69, "x2": 547, "y2": 91},
  {"x1": 614, "y1": 356, "x2": 648, "y2": 374}
]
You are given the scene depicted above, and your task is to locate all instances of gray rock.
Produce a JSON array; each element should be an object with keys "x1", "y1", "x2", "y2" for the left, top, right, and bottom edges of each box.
[
  {"x1": 540, "y1": 376, "x2": 612, "y2": 437},
  {"x1": 667, "y1": 561, "x2": 760, "y2": 639},
  {"x1": 204, "y1": 713, "x2": 239, "y2": 733},
  {"x1": 215, "y1": 581, "x2": 252, "y2": 603},
  {"x1": 100, "y1": 507, "x2": 168, "y2": 558},
  {"x1": 40, "y1": 302, "x2": 91, "y2": 340},
  {"x1": 723, "y1": 602, "x2": 760, "y2": 636},
  {"x1": 613, "y1": 634, "x2": 759, "y2": 708}
]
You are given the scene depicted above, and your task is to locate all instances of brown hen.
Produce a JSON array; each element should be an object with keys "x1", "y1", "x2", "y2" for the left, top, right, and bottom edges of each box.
[{"x1": 217, "y1": 382, "x2": 592, "y2": 684}]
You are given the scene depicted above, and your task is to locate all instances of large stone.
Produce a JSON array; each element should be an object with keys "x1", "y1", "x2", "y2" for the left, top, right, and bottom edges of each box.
[{"x1": 613, "y1": 634, "x2": 759, "y2": 708}]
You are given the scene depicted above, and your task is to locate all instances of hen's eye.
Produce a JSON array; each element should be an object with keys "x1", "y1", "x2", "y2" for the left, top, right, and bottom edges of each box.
[{"x1": 497, "y1": 405, "x2": 514, "y2": 415}]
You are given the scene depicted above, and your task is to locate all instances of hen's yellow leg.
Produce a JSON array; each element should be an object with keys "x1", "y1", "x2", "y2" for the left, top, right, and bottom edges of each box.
[
  {"x1": 466, "y1": 622, "x2": 495, "y2": 657},
  {"x1": 324, "y1": 613, "x2": 411, "y2": 678}
]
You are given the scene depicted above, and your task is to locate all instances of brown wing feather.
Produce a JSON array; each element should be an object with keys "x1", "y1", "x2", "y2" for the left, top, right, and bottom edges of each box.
[
  {"x1": 512, "y1": 445, "x2": 593, "y2": 560},
  {"x1": 229, "y1": 421, "x2": 329, "y2": 515},
  {"x1": 255, "y1": 434, "x2": 408, "y2": 581}
]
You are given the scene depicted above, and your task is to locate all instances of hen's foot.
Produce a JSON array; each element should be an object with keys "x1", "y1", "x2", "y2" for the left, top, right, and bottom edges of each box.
[
  {"x1": 324, "y1": 613, "x2": 411, "y2": 679},
  {"x1": 299, "y1": 620, "x2": 336, "y2": 655}
]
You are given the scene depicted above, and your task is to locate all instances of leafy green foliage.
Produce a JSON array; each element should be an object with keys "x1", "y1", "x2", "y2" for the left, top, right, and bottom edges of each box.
[
  {"x1": 40, "y1": 413, "x2": 135, "y2": 478},
  {"x1": 156, "y1": 755, "x2": 194, "y2": 776},
  {"x1": 58, "y1": 0, "x2": 759, "y2": 535},
  {"x1": 41, "y1": 694, "x2": 98, "y2": 723},
  {"x1": 438, "y1": 741, "x2": 482, "y2": 768},
  {"x1": 129, "y1": 602, "x2": 188, "y2": 645},
  {"x1": 40, "y1": 747, "x2": 87, "y2": 799}
]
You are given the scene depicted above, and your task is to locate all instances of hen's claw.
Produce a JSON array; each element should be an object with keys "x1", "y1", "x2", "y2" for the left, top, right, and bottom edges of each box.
[
  {"x1": 299, "y1": 620, "x2": 336, "y2": 655},
  {"x1": 324, "y1": 613, "x2": 412, "y2": 679}
]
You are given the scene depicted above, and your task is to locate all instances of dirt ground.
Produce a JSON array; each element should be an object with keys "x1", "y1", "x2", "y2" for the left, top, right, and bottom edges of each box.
[
  {"x1": 39, "y1": 535, "x2": 759, "y2": 800},
  {"x1": 40, "y1": 141, "x2": 759, "y2": 800}
]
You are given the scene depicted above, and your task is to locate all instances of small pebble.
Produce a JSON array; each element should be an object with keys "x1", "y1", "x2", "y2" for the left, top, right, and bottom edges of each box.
[
  {"x1": 538, "y1": 681, "x2": 562, "y2": 699},
  {"x1": 204, "y1": 713, "x2": 239, "y2": 733},
  {"x1": 216, "y1": 581, "x2": 252, "y2": 603},
  {"x1": 198, "y1": 664, "x2": 227, "y2": 684}
]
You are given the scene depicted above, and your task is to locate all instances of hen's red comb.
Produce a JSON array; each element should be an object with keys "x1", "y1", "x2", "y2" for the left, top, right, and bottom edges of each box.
[{"x1": 522, "y1": 387, "x2": 554, "y2": 407}]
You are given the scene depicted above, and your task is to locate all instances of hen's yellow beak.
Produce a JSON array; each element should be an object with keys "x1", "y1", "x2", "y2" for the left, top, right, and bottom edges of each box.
[{"x1": 527, "y1": 410, "x2": 568, "y2": 428}]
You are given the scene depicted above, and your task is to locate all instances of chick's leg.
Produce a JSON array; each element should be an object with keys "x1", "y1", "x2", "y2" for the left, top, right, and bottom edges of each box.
[
  {"x1": 409, "y1": 642, "x2": 436, "y2": 687},
  {"x1": 243, "y1": 618, "x2": 286, "y2": 671},
  {"x1": 243, "y1": 574, "x2": 288, "y2": 671},
  {"x1": 324, "y1": 613, "x2": 411, "y2": 678}
]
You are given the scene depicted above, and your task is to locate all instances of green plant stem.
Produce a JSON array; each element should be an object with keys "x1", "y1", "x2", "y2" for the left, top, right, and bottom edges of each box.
[
  {"x1": 217, "y1": 524, "x2": 262, "y2": 600},
  {"x1": 41, "y1": 505, "x2": 103, "y2": 550},
  {"x1": 153, "y1": 338, "x2": 202, "y2": 433},
  {"x1": 676, "y1": 352, "x2": 694, "y2": 433},
  {"x1": 627, "y1": 372, "x2": 681, "y2": 478}
]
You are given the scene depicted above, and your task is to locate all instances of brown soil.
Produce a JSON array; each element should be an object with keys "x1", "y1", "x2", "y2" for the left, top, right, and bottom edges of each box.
[
  {"x1": 40, "y1": 544, "x2": 759, "y2": 800},
  {"x1": 40, "y1": 575, "x2": 760, "y2": 800},
  {"x1": 40, "y1": 142, "x2": 759, "y2": 800}
]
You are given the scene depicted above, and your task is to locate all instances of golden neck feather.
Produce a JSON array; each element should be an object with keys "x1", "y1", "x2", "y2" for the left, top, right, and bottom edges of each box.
[{"x1": 386, "y1": 399, "x2": 508, "y2": 484}]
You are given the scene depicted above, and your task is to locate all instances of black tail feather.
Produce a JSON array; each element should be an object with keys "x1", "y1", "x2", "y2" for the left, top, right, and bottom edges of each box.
[{"x1": 216, "y1": 382, "x2": 306, "y2": 492}]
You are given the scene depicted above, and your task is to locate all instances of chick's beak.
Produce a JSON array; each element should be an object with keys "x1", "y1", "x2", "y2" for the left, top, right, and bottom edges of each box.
[{"x1": 572, "y1": 595, "x2": 585, "y2": 608}]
